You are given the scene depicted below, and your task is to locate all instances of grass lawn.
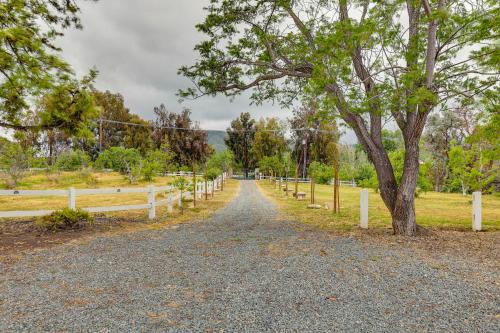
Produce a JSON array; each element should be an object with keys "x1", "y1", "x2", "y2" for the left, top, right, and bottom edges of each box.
[{"x1": 257, "y1": 180, "x2": 500, "y2": 232}]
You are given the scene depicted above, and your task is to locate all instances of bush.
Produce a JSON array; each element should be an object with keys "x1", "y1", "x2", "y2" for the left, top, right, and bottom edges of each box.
[
  {"x1": 54, "y1": 150, "x2": 91, "y2": 171},
  {"x1": 309, "y1": 161, "x2": 334, "y2": 185},
  {"x1": 78, "y1": 169, "x2": 98, "y2": 186},
  {"x1": 205, "y1": 167, "x2": 221, "y2": 181},
  {"x1": 94, "y1": 147, "x2": 141, "y2": 173},
  {"x1": 0, "y1": 141, "x2": 29, "y2": 187},
  {"x1": 35, "y1": 208, "x2": 93, "y2": 232}
]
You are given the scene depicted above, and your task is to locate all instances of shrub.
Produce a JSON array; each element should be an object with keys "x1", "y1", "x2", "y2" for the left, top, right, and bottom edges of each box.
[
  {"x1": 309, "y1": 161, "x2": 334, "y2": 185},
  {"x1": 204, "y1": 167, "x2": 221, "y2": 181},
  {"x1": 78, "y1": 169, "x2": 98, "y2": 186},
  {"x1": 94, "y1": 147, "x2": 141, "y2": 173},
  {"x1": 54, "y1": 150, "x2": 91, "y2": 171},
  {"x1": 0, "y1": 141, "x2": 29, "y2": 187},
  {"x1": 36, "y1": 208, "x2": 93, "y2": 232}
]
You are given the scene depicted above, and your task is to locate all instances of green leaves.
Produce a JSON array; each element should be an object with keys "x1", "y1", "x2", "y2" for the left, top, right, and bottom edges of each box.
[{"x1": 1, "y1": 0, "x2": 97, "y2": 127}]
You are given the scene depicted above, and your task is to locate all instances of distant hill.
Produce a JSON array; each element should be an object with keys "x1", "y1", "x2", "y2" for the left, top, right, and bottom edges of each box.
[{"x1": 207, "y1": 130, "x2": 227, "y2": 152}]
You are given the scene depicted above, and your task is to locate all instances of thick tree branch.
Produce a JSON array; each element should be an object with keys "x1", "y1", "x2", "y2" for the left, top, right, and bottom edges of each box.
[{"x1": 284, "y1": 6, "x2": 316, "y2": 50}]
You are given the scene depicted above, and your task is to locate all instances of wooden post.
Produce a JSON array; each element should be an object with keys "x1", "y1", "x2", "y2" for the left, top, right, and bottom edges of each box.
[
  {"x1": 472, "y1": 191, "x2": 482, "y2": 231},
  {"x1": 68, "y1": 187, "x2": 76, "y2": 210},
  {"x1": 212, "y1": 180, "x2": 214, "y2": 198},
  {"x1": 221, "y1": 173, "x2": 224, "y2": 191},
  {"x1": 205, "y1": 179, "x2": 208, "y2": 200},
  {"x1": 294, "y1": 164, "x2": 299, "y2": 199},
  {"x1": 333, "y1": 167, "x2": 340, "y2": 213},
  {"x1": 360, "y1": 189, "x2": 368, "y2": 229},
  {"x1": 310, "y1": 178, "x2": 314, "y2": 204},
  {"x1": 192, "y1": 167, "x2": 196, "y2": 207},
  {"x1": 148, "y1": 185, "x2": 156, "y2": 219},
  {"x1": 336, "y1": 173, "x2": 340, "y2": 212}
]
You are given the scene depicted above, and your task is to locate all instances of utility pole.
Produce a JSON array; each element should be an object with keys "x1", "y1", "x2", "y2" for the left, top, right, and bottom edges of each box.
[{"x1": 302, "y1": 137, "x2": 307, "y2": 179}]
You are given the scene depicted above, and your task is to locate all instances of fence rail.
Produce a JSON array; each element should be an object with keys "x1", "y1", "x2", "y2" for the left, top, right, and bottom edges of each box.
[
  {"x1": 0, "y1": 173, "x2": 227, "y2": 219},
  {"x1": 258, "y1": 175, "x2": 356, "y2": 187}
]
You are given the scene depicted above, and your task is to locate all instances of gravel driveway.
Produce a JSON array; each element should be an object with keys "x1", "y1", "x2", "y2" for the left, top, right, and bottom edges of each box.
[{"x1": 1, "y1": 180, "x2": 498, "y2": 332}]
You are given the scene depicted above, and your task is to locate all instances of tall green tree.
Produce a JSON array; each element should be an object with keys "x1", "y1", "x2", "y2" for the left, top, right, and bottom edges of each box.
[
  {"x1": 251, "y1": 117, "x2": 288, "y2": 161},
  {"x1": 93, "y1": 90, "x2": 133, "y2": 150},
  {"x1": 152, "y1": 106, "x2": 212, "y2": 168},
  {"x1": 225, "y1": 112, "x2": 256, "y2": 178},
  {"x1": 181, "y1": 0, "x2": 499, "y2": 235},
  {"x1": 1, "y1": 0, "x2": 98, "y2": 129}
]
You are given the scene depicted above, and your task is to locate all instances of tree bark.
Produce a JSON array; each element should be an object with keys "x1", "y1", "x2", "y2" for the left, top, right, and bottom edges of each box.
[{"x1": 390, "y1": 141, "x2": 420, "y2": 235}]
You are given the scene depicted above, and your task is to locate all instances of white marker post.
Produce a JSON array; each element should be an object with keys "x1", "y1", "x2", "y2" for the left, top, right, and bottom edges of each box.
[
  {"x1": 167, "y1": 191, "x2": 173, "y2": 214},
  {"x1": 472, "y1": 191, "x2": 482, "y2": 231},
  {"x1": 360, "y1": 189, "x2": 368, "y2": 229},
  {"x1": 68, "y1": 187, "x2": 76, "y2": 210},
  {"x1": 148, "y1": 185, "x2": 156, "y2": 219},
  {"x1": 197, "y1": 183, "x2": 202, "y2": 199}
]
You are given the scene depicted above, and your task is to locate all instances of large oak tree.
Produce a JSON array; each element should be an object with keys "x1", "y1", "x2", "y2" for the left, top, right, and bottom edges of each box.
[{"x1": 181, "y1": 0, "x2": 499, "y2": 235}]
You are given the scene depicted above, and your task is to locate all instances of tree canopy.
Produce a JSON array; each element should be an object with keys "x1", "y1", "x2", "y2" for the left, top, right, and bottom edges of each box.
[
  {"x1": 1, "y1": 0, "x2": 98, "y2": 129},
  {"x1": 181, "y1": 0, "x2": 499, "y2": 235}
]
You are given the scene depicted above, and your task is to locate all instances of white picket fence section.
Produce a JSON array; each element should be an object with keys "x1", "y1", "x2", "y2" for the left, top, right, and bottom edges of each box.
[{"x1": 0, "y1": 173, "x2": 226, "y2": 219}]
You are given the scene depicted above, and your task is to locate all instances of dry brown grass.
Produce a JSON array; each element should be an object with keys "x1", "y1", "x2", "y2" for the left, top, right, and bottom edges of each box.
[{"x1": 0, "y1": 179, "x2": 240, "y2": 263}]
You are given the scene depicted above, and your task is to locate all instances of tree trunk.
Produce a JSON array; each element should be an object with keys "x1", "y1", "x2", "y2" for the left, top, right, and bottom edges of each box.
[
  {"x1": 192, "y1": 165, "x2": 196, "y2": 207},
  {"x1": 377, "y1": 141, "x2": 421, "y2": 236},
  {"x1": 205, "y1": 179, "x2": 208, "y2": 200}
]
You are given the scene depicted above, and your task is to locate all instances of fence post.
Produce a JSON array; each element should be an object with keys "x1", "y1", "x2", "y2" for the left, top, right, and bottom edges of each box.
[
  {"x1": 197, "y1": 183, "x2": 202, "y2": 199},
  {"x1": 68, "y1": 187, "x2": 76, "y2": 210},
  {"x1": 167, "y1": 190, "x2": 173, "y2": 214},
  {"x1": 360, "y1": 189, "x2": 368, "y2": 229},
  {"x1": 148, "y1": 185, "x2": 156, "y2": 219},
  {"x1": 472, "y1": 191, "x2": 482, "y2": 231},
  {"x1": 178, "y1": 190, "x2": 182, "y2": 207}
]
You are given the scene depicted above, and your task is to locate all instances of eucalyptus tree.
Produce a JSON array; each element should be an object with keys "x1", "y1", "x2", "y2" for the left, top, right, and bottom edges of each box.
[{"x1": 180, "y1": 0, "x2": 499, "y2": 235}]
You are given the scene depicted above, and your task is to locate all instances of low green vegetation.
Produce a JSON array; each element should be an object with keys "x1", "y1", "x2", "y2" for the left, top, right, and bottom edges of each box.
[{"x1": 36, "y1": 208, "x2": 93, "y2": 232}]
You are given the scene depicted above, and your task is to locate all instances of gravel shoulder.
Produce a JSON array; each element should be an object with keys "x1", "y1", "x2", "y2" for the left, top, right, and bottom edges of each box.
[{"x1": 1, "y1": 180, "x2": 499, "y2": 332}]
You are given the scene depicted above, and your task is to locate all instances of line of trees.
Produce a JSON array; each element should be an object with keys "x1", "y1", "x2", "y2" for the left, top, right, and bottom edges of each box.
[
  {"x1": 0, "y1": 88, "x2": 234, "y2": 188},
  {"x1": 224, "y1": 104, "x2": 341, "y2": 185}
]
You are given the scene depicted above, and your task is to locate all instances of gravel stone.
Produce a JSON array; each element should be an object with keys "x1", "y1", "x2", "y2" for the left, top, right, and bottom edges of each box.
[{"x1": 0, "y1": 180, "x2": 498, "y2": 332}]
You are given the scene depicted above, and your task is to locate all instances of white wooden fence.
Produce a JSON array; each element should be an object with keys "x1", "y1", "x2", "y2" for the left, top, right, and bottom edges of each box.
[
  {"x1": 258, "y1": 175, "x2": 356, "y2": 187},
  {"x1": 0, "y1": 173, "x2": 226, "y2": 219},
  {"x1": 358, "y1": 189, "x2": 483, "y2": 231}
]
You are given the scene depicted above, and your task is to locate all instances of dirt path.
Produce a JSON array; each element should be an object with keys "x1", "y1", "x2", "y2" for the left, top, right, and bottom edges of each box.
[{"x1": 0, "y1": 180, "x2": 498, "y2": 332}]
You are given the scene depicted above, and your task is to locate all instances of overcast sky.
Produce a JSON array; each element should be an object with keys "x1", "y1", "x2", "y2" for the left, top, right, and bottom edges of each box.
[{"x1": 55, "y1": 0, "x2": 291, "y2": 131}]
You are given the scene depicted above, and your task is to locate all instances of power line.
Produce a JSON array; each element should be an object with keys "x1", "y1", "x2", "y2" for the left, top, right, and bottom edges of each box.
[{"x1": 97, "y1": 118, "x2": 337, "y2": 134}]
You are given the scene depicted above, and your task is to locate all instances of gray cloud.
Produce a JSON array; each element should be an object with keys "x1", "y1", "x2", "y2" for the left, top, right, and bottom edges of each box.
[{"x1": 57, "y1": 0, "x2": 291, "y2": 130}]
